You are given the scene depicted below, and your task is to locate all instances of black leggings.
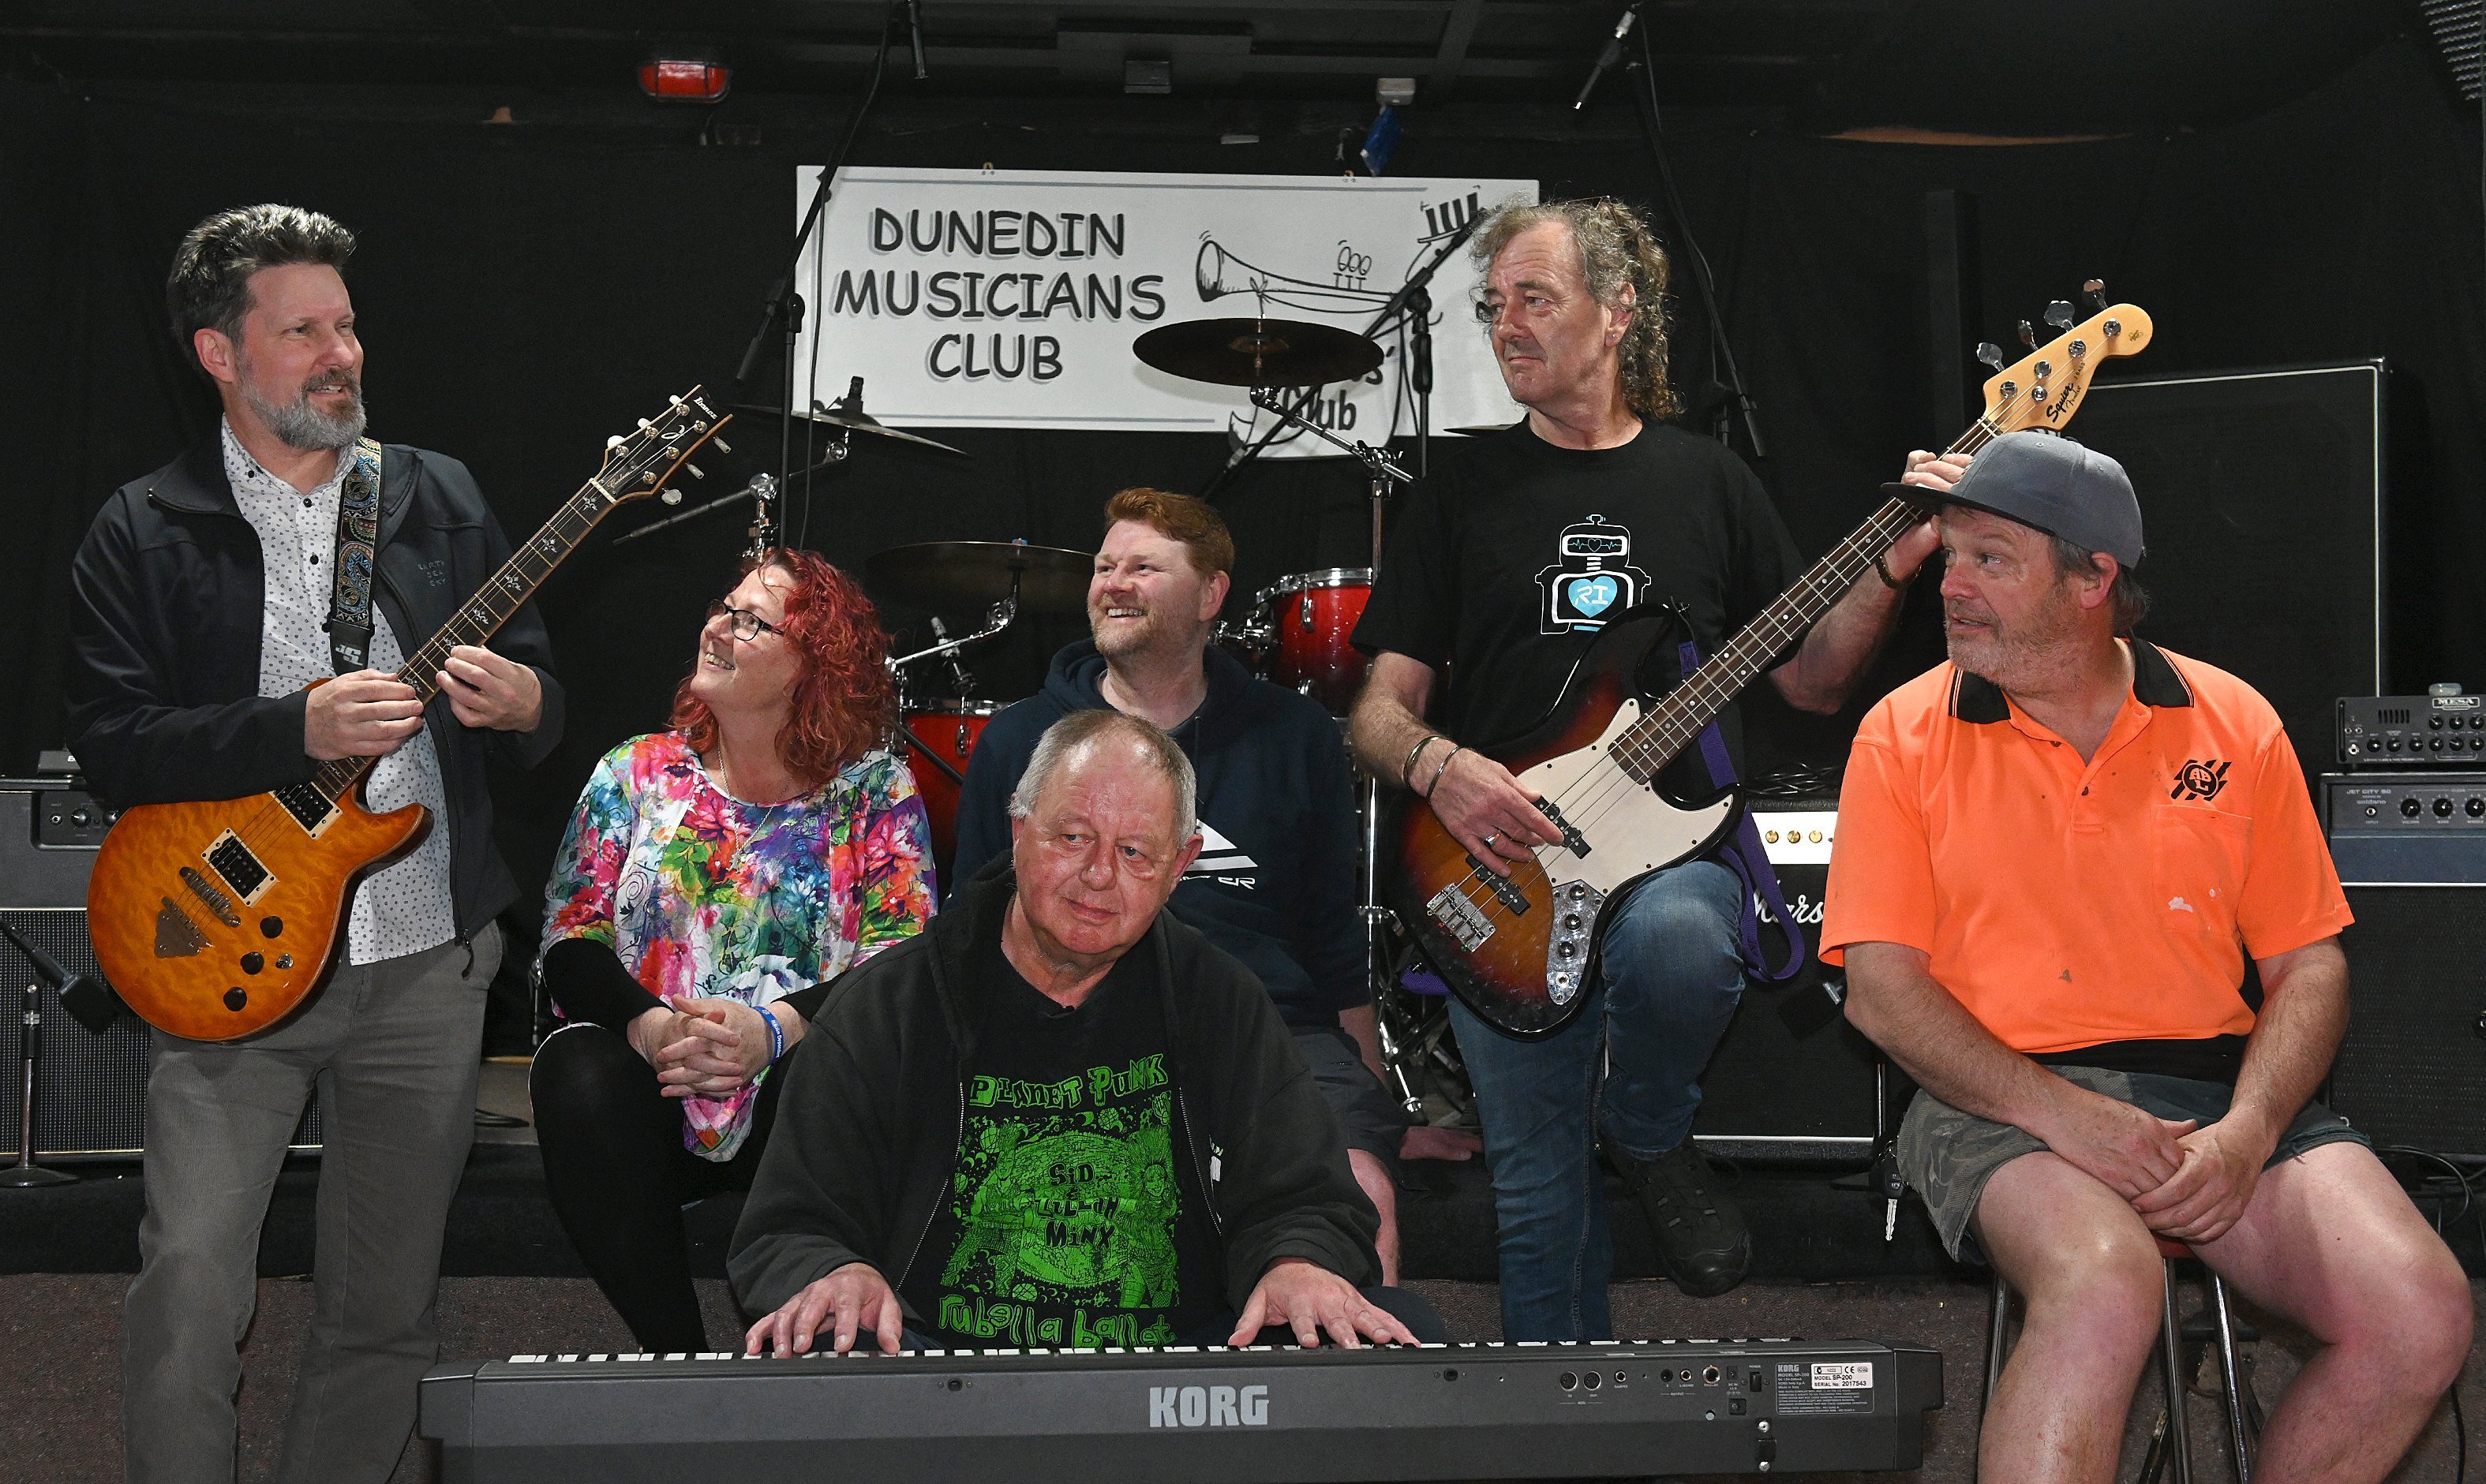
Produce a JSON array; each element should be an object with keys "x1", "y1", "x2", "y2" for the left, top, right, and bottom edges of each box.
[{"x1": 531, "y1": 1022, "x2": 794, "y2": 1352}]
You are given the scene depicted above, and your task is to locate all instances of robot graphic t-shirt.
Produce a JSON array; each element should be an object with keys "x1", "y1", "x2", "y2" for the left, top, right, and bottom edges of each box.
[
  {"x1": 1353, "y1": 419, "x2": 1801, "y2": 759},
  {"x1": 904, "y1": 938, "x2": 1223, "y2": 1350}
]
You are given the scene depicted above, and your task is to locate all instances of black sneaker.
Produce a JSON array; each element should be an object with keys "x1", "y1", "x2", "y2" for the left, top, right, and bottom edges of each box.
[{"x1": 1619, "y1": 1141, "x2": 1750, "y2": 1298}]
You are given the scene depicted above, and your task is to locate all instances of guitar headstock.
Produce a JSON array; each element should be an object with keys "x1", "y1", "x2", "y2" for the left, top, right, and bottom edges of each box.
[
  {"x1": 1975, "y1": 286, "x2": 2151, "y2": 437},
  {"x1": 598, "y1": 387, "x2": 732, "y2": 507}
]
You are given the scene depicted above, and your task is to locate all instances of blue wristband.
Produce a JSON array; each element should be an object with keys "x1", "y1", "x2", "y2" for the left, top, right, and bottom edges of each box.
[{"x1": 754, "y1": 1003, "x2": 786, "y2": 1064}]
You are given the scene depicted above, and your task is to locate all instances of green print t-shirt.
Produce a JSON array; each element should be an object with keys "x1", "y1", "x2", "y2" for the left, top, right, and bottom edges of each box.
[{"x1": 901, "y1": 935, "x2": 1222, "y2": 1349}]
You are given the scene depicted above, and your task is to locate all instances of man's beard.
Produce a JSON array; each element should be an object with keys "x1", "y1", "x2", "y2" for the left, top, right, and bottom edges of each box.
[
  {"x1": 243, "y1": 368, "x2": 367, "y2": 452},
  {"x1": 1944, "y1": 593, "x2": 2086, "y2": 693},
  {"x1": 1091, "y1": 602, "x2": 1170, "y2": 659}
]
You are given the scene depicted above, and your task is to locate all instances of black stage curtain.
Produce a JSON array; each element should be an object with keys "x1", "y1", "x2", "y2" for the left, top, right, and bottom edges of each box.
[{"x1": 6, "y1": 36, "x2": 2480, "y2": 899}]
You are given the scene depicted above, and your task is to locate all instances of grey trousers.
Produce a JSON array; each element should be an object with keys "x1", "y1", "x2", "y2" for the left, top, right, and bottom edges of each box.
[{"x1": 120, "y1": 925, "x2": 501, "y2": 1484}]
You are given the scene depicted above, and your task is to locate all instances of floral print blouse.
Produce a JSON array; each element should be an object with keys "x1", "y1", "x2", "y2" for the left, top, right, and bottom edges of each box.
[{"x1": 542, "y1": 731, "x2": 936, "y2": 1159}]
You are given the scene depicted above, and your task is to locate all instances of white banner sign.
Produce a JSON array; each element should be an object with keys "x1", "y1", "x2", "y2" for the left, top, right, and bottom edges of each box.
[{"x1": 790, "y1": 166, "x2": 1536, "y2": 454}]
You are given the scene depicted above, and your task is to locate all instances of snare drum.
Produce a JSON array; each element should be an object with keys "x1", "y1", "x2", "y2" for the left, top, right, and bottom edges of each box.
[
  {"x1": 1259, "y1": 568, "x2": 1373, "y2": 714},
  {"x1": 902, "y1": 698, "x2": 1003, "y2": 886}
]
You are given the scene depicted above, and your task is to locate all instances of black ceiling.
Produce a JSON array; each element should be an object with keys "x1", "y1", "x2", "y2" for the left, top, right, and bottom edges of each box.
[{"x1": 0, "y1": 0, "x2": 2432, "y2": 130}]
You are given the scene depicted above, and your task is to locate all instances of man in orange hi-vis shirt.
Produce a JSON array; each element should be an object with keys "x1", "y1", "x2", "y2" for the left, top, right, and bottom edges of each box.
[{"x1": 1823, "y1": 431, "x2": 2469, "y2": 1484}]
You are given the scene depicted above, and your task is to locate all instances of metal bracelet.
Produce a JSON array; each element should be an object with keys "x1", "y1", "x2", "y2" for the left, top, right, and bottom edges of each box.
[
  {"x1": 1401, "y1": 733, "x2": 1445, "y2": 792},
  {"x1": 1421, "y1": 744, "x2": 1465, "y2": 799}
]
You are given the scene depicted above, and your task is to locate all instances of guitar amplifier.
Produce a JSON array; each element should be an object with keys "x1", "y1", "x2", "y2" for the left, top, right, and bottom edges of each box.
[
  {"x1": 1, "y1": 778, "x2": 322, "y2": 1158},
  {"x1": 1690, "y1": 799, "x2": 1882, "y2": 1164},
  {"x1": 2336, "y1": 689, "x2": 2486, "y2": 768},
  {"x1": 2320, "y1": 772, "x2": 2486, "y2": 1153}
]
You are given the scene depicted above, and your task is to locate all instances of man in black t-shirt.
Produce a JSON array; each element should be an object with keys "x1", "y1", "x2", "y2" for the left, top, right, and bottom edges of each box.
[
  {"x1": 736, "y1": 710, "x2": 1443, "y2": 1355},
  {"x1": 1350, "y1": 198, "x2": 1960, "y2": 1337}
]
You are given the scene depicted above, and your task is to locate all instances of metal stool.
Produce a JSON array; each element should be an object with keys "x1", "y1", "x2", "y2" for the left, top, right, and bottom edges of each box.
[{"x1": 1983, "y1": 1237, "x2": 2259, "y2": 1482}]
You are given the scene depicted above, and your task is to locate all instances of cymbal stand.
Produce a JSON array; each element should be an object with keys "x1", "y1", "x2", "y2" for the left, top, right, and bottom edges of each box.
[{"x1": 1240, "y1": 385, "x2": 1423, "y2": 1110}]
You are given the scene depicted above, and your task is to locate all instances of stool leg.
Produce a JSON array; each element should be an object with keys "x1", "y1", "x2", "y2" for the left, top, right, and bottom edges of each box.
[
  {"x1": 2160, "y1": 1259, "x2": 2193, "y2": 1484},
  {"x1": 1984, "y1": 1270, "x2": 2011, "y2": 1410},
  {"x1": 2210, "y1": 1273, "x2": 2254, "y2": 1483}
]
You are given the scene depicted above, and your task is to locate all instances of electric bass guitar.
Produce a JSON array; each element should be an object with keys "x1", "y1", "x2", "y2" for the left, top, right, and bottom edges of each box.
[
  {"x1": 87, "y1": 390, "x2": 731, "y2": 1041},
  {"x1": 1392, "y1": 298, "x2": 2152, "y2": 1036}
]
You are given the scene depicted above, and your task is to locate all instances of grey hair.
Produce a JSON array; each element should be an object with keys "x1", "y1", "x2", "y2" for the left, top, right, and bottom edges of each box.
[
  {"x1": 2049, "y1": 535, "x2": 2151, "y2": 637},
  {"x1": 1008, "y1": 710, "x2": 1198, "y2": 844},
  {"x1": 1469, "y1": 196, "x2": 1678, "y2": 421},
  {"x1": 167, "y1": 204, "x2": 357, "y2": 379}
]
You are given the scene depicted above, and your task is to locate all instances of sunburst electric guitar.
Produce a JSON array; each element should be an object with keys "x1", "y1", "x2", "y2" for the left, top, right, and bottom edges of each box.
[
  {"x1": 88, "y1": 390, "x2": 730, "y2": 1041},
  {"x1": 1394, "y1": 299, "x2": 2153, "y2": 1037}
]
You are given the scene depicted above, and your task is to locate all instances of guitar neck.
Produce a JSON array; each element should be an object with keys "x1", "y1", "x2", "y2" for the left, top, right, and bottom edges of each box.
[
  {"x1": 311, "y1": 477, "x2": 628, "y2": 796},
  {"x1": 1612, "y1": 417, "x2": 2007, "y2": 782}
]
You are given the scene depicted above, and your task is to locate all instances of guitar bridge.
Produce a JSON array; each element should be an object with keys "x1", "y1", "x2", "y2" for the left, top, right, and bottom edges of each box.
[
  {"x1": 179, "y1": 865, "x2": 241, "y2": 926},
  {"x1": 1425, "y1": 883, "x2": 1495, "y2": 951},
  {"x1": 1544, "y1": 879, "x2": 1606, "y2": 1006},
  {"x1": 1536, "y1": 798, "x2": 1589, "y2": 857},
  {"x1": 1466, "y1": 856, "x2": 1530, "y2": 914}
]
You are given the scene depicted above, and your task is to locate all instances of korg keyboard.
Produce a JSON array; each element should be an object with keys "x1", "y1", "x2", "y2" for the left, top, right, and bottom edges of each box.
[{"x1": 420, "y1": 1336, "x2": 1942, "y2": 1481}]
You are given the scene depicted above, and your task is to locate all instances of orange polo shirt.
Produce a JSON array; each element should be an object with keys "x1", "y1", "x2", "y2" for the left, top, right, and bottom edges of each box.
[{"x1": 1821, "y1": 641, "x2": 2351, "y2": 1060}]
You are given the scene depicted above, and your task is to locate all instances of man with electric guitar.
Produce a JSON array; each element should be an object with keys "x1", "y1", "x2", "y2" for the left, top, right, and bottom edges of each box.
[
  {"x1": 1347, "y1": 197, "x2": 1960, "y2": 1338},
  {"x1": 64, "y1": 205, "x2": 563, "y2": 1484}
]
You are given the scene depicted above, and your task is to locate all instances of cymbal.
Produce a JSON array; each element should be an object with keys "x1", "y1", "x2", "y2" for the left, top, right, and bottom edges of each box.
[
  {"x1": 866, "y1": 540, "x2": 1093, "y2": 617},
  {"x1": 728, "y1": 402, "x2": 970, "y2": 458},
  {"x1": 1448, "y1": 421, "x2": 1519, "y2": 435},
  {"x1": 1133, "y1": 317, "x2": 1384, "y2": 388}
]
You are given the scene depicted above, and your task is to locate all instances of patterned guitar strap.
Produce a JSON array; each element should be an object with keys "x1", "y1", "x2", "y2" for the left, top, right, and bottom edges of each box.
[{"x1": 324, "y1": 436, "x2": 386, "y2": 675}]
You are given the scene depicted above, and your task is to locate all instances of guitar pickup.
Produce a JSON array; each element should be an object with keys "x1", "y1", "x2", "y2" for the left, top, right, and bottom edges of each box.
[
  {"x1": 204, "y1": 832, "x2": 272, "y2": 906},
  {"x1": 1536, "y1": 799, "x2": 1589, "y2": 857},
  {"x1": 274, "y1": 780, "x2": 336, "y2": 834},
  {"x1": 1465, "y1": 856, "x2": 1530, "y2": 914}
]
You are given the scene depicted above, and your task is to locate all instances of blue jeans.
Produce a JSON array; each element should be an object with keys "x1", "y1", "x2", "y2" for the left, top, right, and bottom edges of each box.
[{"x1": 1447, "y1": 860, "x2": 1746, "y2": 1341}]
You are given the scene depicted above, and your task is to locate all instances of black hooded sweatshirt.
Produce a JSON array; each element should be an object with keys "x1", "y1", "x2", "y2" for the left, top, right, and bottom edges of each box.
[
  {"x1": 950, "y1": 640, "x2": 1363, "y2": 1030},
  {"x1": 728, "y1": 858, "x2": 1381, "y2": 1323}
]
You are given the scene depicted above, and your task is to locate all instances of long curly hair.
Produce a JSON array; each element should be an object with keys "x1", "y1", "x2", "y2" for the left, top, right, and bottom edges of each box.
[
  {"x1": 1470, "y1": 197, "x2": 1679, "y2": 421},
  {"x1": 669, "y1": 549, "x2": 898, "y2": 789}
]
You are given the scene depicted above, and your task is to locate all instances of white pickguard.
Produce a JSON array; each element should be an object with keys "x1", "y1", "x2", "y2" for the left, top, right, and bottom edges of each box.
[{"x1": 1516, "y1": 697, "x2": 1738, "y2": 896}]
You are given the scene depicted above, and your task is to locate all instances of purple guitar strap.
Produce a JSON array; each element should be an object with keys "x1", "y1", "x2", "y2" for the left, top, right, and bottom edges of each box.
[{"x1": 1678, "y1": 638, "x2": 1806, "y2": 984}]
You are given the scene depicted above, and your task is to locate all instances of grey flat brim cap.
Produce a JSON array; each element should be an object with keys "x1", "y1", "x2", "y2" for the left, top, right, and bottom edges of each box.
[{"x1": 1881, "y1": 430, "x2": 2144, "y2": 567}]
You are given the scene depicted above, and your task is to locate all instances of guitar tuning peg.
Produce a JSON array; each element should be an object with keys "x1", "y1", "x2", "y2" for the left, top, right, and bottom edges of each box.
[
  {"x1": 2017, "y1": 320, "x2": 2037, "y2": 349},
  {"x1": 2044, "y1": 300, "x2": 2075, "y2": 331},
  {"x1": 1975, "y1": 342, "x2": 2006, "y2": 371},
  {"x1": 2083, "y1": 278, "x2": 2107, "y2": 313},
  {"x1": 637, "y1": 417, "x2": 652, "y2": 429},
  {"x1": 686, "y1": 464, "x2": 706, "y2": 480},
  {"x1": 605, "y1": 435, "x2": 624, "y2": 450}
]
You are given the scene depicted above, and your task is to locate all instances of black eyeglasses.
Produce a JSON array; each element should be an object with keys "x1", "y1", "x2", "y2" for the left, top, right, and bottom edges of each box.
[{"x1": 707, "y1": 599, "x2": 784, "y2": 642}]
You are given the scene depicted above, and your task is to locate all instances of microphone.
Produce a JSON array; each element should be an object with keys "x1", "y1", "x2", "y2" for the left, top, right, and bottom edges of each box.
[
  {"x1": 1573, "y1": 3, "x2": 1638, "y2": 113},
  {"x1": 906, "y1": 0, "x2": 928, "y2": 80},
  {"x1": 0, "y1": 918, "x2": 120, "y2": 1034}
]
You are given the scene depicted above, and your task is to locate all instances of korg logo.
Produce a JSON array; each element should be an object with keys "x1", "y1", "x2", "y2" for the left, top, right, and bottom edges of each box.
[{"x1": 1148, "y1": 1384, "x2": 1270, "y2": 1427}]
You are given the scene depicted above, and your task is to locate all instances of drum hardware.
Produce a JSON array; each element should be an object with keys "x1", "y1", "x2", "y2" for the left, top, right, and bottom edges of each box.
[
  {"x1": 728, "y1": 380, "x2": 973, "y2": 462},
  {"x1": 611, "y1": 473, "x2": 775, "y2": 547},
  {"x1": 899, "y1": 697, "x2": 1006, "y2": 884}
]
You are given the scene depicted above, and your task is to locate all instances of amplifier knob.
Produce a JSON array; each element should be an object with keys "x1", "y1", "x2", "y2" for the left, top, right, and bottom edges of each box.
[
  {"x1": 2388, "y1": 738, "x2": 2404, "y2": 752},
  {"x1": 69, "y1": 806, "x2": 92, "y2": 827},
  {"x1": 2467, "y1": 798, "x2": 2484, "y2": 818},
  {"x1": 2403, "y1": 798, "x2": 2422, "y2": 817},
  {"x1": 2432, "y1": 738, "x2": 2446, "y2": 751},
  {"x1": 2436, "y1": 798, "x2": 2455, "y2": 818}
]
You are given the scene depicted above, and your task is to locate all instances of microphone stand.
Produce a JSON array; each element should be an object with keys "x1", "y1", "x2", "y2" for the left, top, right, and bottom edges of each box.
[
  {"x1": 0, "y1": 920, "x2": 90, "y2": 1188},
  {"x1": 1201, "y1": 221, "x2": 1474, "y2": 499},
  {"x1": 730, "y1": 0, "x2": 906, "y2": 551},
  {"x1": 1619, "y1": 39, "x2": 1765, "y2": 458}
]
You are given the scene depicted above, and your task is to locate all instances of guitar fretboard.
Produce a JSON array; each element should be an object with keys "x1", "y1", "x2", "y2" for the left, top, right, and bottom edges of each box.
[
  {"x1": 1605, "y1": 413, "x2": 2010, "y2": 785},
  {"x1": 303, "y1": 398, "x2": 717, "y2": 804}
]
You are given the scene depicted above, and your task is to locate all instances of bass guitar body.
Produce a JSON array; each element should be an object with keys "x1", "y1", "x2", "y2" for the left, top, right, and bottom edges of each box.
[
  {"x1": 87, "y1": 785, "x2": 429, "y2": 1041},
  {"x1": 1389, "y1": 608, "x2": 1740, "y2": 1038}
]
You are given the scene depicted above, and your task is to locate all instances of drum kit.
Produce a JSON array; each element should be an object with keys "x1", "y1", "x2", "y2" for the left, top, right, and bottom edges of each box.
[{"x1": 737, "y1": 311, "x2": 1464, "y2": 1119}]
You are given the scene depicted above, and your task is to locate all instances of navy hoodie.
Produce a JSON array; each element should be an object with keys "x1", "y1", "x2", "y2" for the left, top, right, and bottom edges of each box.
[{"x1": 952, "y1": 640, "x2": 1365, "y2": 1030}]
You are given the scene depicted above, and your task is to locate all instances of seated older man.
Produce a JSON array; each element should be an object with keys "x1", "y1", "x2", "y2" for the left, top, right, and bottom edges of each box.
[
  {"x1": 1825, "y1": 431, "x2": 2471, "y2": 1484},
  {"x1": 732, "y1": 708, "x2": 1444, "y2": 1354}
]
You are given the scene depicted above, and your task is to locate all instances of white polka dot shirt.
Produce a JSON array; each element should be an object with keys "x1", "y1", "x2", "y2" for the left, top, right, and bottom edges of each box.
[{"x1": 223, "y1": 419, "x2": 457, "y2": 966}]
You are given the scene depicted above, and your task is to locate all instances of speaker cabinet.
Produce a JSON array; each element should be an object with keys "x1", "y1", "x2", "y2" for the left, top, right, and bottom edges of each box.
[
  {"x1": 2072, "y1": 362, "x2": 2386, "y2": 783},
  {"x1": 2333, "y1": 884, "x2": 2486, "y2": 1155},
  {"x1": 1690, "y1": 802, "x2": 1885, "y2": 1163},
  {"x1": 1, "y1": 781, "x2": 321, "y2": 1158}
]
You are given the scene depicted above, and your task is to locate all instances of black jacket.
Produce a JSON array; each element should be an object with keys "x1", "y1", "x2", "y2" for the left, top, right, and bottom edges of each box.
[
  {"x1": 64, "y1": 434, "x2": 564, "y2": 938},
  {"x1": 951, "y1": 640, "x2": 1365, "y2": 1030},
  {"x1": 728, "y1": 859, "x2": 1380, "y2": 1321}
]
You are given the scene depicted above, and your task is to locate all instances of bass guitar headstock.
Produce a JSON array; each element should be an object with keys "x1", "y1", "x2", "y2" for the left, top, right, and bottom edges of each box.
[
  {"x1": 598, "y1": 387, "x2": 732, "y2": 508},
  {"x1": 1972, "y1": 282, "x2": 2151, "y2": 437}
]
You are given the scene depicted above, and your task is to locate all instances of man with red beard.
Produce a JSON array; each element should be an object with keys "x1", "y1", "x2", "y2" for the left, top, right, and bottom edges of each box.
[
  {"x1": 65, "y1": 205, "x2": 561, "y2": 1484},
  {"x1": 1825, "y1": 432, "x2": 2470, "y2": 1484}
]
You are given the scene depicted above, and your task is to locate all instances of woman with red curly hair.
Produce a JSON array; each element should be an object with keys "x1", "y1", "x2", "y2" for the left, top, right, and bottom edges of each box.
[{"x1": 530, "y1": 550, "x2": 934, "y2": 1351}]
